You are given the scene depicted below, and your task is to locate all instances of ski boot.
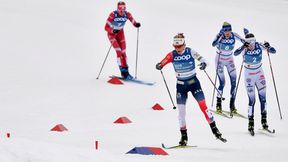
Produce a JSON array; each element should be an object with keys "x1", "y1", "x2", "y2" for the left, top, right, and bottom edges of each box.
[
  {"x1": 261, "y1": 116, "x2": 269, "y2": 130},
  {"x1": 229, "y1": 97, "x2": 238, "y2": 116},
  {"x1": 119, "y1": 66, "x2": 133, "y2": 80},
  {"x1": 210, "y1": 122, "x2": 222, "y2": 138},
  {"x1": 216, "y1": 97, "x2": 222, "y2": 113},
  {"x1": 248, "y1": 117, "x2": 255, "y2": 136},
  {"x1": 179, "y1": 129, "x2": 188, "y2": 146},
  {"x1": 210, "y1": 122, "x2": 226, "y2": 142},
  {"x1": 260, "y1": 116, "x2": 275, "y2": 133}
]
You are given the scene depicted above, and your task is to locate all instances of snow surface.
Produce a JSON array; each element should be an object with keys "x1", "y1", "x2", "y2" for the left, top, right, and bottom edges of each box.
[{"x1": 0, "y1": 0, "x2": 288, "y2": 161}]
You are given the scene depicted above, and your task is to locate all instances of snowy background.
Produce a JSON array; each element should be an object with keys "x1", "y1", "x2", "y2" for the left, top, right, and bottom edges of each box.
[{"x1": 0, "y1": 0, "x2": 288, "y2": 161}]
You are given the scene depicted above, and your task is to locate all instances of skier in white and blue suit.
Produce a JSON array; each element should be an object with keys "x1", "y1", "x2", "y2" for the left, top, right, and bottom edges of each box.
[
  {"x1": 212, "y1": 22, "x2": 245, "y2": 114},
  {"x1": 234, "y1": 33, "x2": 276, "y2": 133}
]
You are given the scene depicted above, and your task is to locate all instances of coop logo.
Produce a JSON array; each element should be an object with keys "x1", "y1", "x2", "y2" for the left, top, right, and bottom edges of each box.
[
  {"x1": 114, "y1": 17, "x2": 127, "y2": 22},
  {"x1": 247, "y1": 49, "x2": 261, "y2": 55},
  {"x1": 221, "y1": 39, "x2": 234, "y2": 44},
  {"x1": 174, "y1": 55, "x2": 191, "y2": 61}
]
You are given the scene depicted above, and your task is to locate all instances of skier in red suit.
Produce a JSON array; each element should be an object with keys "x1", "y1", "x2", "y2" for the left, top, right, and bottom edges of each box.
[{"x1": 105, "y1": 1, "x2": 141, "y2": 80}]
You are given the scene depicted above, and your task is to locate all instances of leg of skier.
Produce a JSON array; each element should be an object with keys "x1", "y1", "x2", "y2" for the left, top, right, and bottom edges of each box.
[
  {"x1": 255, "y1": 70, "x2": 269, "y2": 129},
  {"x1": 215, "y1": 56, "x2": 225, "y2": 113},
  {"x1": 117, "y1": 30, "x2": 133, "y2": 80},
  {"x1": 108, "y1": 32, "x2": 127, "y2": 76},
  {"x1": 176, "y1": 83, "x2": 188, "y2": 146},
  {"x1": 189, "y1": 77, "x2": 224, "y2": 140},
  {"x1": 108, "y1": 31, "x2": 132, "y2": 80},
  {"x1": 227, "y1": 60, "x2": 237, "y2": 113},
  {"x1": 108, "y1": 33, "x2": 123, "y2": 64},
  {"x1": 244, "y1": 69, "x2": 256, "y2": 135}
]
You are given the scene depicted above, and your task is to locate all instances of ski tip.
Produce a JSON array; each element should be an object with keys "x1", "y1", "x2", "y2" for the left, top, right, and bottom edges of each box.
[
  {"x1": 161, "y1": 143, "x2": 197, "y2": 149},
  {"x1": 259, "y1": 128, "x2": 276, "y2": 134},
  {"x1": 109, "y1": 75, "x2": 156, "y2": 86},
  {"x1": 268, "y1": 129, "x2": 276, "y2": 134},
  {"x1": 209, "y1": 109, "x2": 233, "y2": 119},
  {"x1": 218, "y1": 137, "x2": 227, "y2": 143},
  {"x1": 249, "y1": 130, "x2": 255, "y2": 136}
]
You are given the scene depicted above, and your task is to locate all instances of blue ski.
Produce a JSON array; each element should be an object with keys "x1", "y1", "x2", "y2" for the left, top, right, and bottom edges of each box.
[{"x1": 110, "y1": 75, "x2": 156, "y2": 86}]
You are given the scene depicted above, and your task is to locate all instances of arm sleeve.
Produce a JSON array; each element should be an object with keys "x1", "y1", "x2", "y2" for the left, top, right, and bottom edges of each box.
[
  {"x1": 233, "y1": 32, "x2": 246, "y2": 43},
  {"x1": 212, "y1": 34, "x2": 222, "y2": 47},
  {"x1": 127, "y1": 12, "x2": 137, "y2": 27},
  {"x1": 260, "y1": 43, "x2": 277, "y2": 54},
  {"x1": 234, "y1": 46, "x2": 245, "y2": 56},
  {"x1": 191, "y1": 49, "x2": 207, "y2": 64},
  {"x1": 159, "y1": 52, "x2": 173, "y2": 67},
  {"x1": 104, "y1": 12, "x2": 115, "y2": 34}
]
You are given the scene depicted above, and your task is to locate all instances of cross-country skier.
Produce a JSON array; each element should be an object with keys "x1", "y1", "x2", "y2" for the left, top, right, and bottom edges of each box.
[
  {"x1": 104, "y1": 1, "x2": 141, "y2": 80},
  {"x1": 234, "y1": 33, "x2": 276, "y2": 135},
  {"x1": 212, "y1": 22, "x2": 245, "y2": 114},
  {"x1": 156, "y1": 33, "x2": 226, "y2": 145}
]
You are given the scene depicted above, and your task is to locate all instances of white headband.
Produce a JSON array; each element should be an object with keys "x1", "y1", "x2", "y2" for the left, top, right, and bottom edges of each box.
[
  {"x1": 173, "y1": 37, "x2": 185, "y2": 46},
  {"x1": 246, "y1": 37, "x2": 256, "y2": 43}
]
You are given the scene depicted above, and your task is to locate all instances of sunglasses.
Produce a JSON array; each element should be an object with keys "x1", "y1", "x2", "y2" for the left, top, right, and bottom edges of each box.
[
  {"x1": 173, "y1": 45, "x2": 184, "y2": 49},
  {"x1": 118, "y1": 5, "x2": 126, "y2": 11},
  {"x1": 224, "y1": 29, "x2": 231, "y2": 33}
]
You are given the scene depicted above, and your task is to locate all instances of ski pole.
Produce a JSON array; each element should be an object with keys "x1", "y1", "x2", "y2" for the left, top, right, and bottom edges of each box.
[
  {"x1": 211, "y1": 54, "x2": 221, "y2": 107},
  {"x1": 135, "y1": 28, "x2": 140, "y2": 79},
  {"x1": 203, "y1": 69, "x2": 224, "y2": 100},
  {"x1": 234, "y1": 60, "x2": 243, "y2": 100},
  {"x1": 267, "y1": 50, "x2": 283, "y2": 119},
  {"x1": 160, "y1": 70, "x2": 176, "y2": 109},
  {"x1": 96, "y1": 45, "x2": 112, "y2": 79}
]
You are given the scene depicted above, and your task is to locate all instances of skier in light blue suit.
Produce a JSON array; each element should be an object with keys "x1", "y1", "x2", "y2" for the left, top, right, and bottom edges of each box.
[
  {"x1": 212, "y1": 22, "x2": 245, "y2": 114},
  {"x1": 234, "y1": 33, "x2": 276, "y2": 134}
]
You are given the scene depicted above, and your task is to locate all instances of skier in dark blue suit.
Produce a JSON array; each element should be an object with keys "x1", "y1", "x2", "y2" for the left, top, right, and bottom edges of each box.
[{"x1": 156, "y1": 33, "x2": 226, "y2": 145}]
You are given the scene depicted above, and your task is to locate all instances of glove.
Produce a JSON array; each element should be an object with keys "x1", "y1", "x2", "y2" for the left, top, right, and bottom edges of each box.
[
  {"x1": 113, "y1": 29, "x2": 119, "y2": 34},
  {"x1": 219, "y1": 29, "x2": 224, "y2": 36},
  {"x1": 244, "y1": 42, "x2": 250, "y2": 47},
  {"x1": 243, "y1": 28, "x2": 249, "y2": 36},
  {"x1": 135, "y1": 22, "x2": 141, "y2": 28},
  {"x1": 199, "y1": 62, "x2": 207, "y2": 70},
  {"x1": 156, "y1": 63, "x2": 163, "y2": 70},
  {"x1": 264, "y1": 42, "x2": 270, "y2": 48}
]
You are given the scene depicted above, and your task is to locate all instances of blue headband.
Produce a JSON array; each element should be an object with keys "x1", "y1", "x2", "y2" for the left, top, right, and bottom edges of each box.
[{"x1": 222, "y1": 25, "x2": 232, "y2": 31}]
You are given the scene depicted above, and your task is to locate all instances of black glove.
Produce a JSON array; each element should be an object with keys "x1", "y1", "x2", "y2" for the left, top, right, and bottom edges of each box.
[
  {"x1": 135, "y1": 22, "x2": 141, "y2": 28},
  {"x1": 199, "y1": 62, "x2": 207, "y2": 70},
  {"x1": 264, "y1": 42, "x2": 270, "y2": 48},
  {"x1": 113, "y1": 29, "x2": 119, "y2": 34},
  {"x1": 244, "y1": 42, "x2": 250, "y2": 47},
  {"x1": 156, "y1": 63, "x2": 162, "y2": 70}
]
